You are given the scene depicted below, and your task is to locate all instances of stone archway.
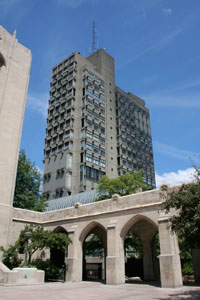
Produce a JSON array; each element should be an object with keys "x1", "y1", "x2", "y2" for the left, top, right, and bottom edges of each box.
[
  {"x1": 121, "y1": 214, "x2": 159, "y2": 282},
  {"x1": 80, "y1": 222, "x2": 107, "y2": 282}
]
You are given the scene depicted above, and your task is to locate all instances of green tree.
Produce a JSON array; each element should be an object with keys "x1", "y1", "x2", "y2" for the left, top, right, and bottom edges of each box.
[
  {"x1": 0, "y1": 225, "x2": 71, "y2": 268},
  {"x1": 13, "y1": 149, "x2": 47, "y2": 212},
  {"x1": 95, "y1": 170, "x2": 149, "y2": 201},
  {"x1": 161, "y1": 166, "x2": 200, "y2": 249},
  {"x1": 84, "y1": 234, "x2": 104, "y2": 257},
  {"x1": 124, "y1": 231, "x2": 143, "y2": 258}
]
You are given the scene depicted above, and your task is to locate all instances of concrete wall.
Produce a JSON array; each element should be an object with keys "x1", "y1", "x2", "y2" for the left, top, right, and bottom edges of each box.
[
  {"x1": 6, "y1": 187, "x2": 183, "y2": 288},
  {"x1": 0, "y1": 26, "x2": 31, "y2": 251}
]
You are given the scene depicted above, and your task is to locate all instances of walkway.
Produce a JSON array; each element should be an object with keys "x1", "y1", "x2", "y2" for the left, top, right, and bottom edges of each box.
[{"x1": 0, "y1": 282, "x2": 200, "y2": 300}]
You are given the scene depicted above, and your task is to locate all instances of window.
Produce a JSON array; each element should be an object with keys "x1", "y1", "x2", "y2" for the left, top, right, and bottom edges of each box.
[
  {"x1": 87, "y1": 89, "x2": 93, "y2": 97},
  {"x1": 100, "y1": 127, "x2": 105, "y2": 134},
  {"x1": 93, "y1": 145, "x2": 99, "y2": 153},
  {"x1": 93, "y1": 157, "x2": 99, "y2": 165},
  {"x1": 86, "y1": 142, "x2": 92, "y2": 151},
  {"x1": 67, "y1": 153, "x2": 72, "y2": 169},
  {"x1": 100, "y1": 148, "x2": 105, "y2": 156},
  {"x1": 86, "y1": 153, "x2": 92, "y2": 162},
  {"x1": 100, "y1": 96, "x2": 104, "y2": 104},
  {"x1": 86, "y1": 166, "x2": 92, "y2": 179},
  {"x1": 81, "y1": 141, "x2": 85, "y2": 150},
  {"x1": 100, "y1": 160, "x2": 106, "y2": 168},
  {"x1": 94, "y1": 93, "x2": 99, "y2": 100},
  {"x1": 93, "y1": 169, "x2": 99, "y2": 182}
]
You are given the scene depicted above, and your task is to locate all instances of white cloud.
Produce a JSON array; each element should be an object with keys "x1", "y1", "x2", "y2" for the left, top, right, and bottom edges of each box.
[
  {"x1": 154, "y1": 142, "x2": 200, "y2": 162},
  {"x1": 162, "y1": 8, "x2": 172, "y2": 16},
  {"x1": 26, "y1": 93, "x2": 48, "y2": 119},
  {"x1": 156, "y1": 168, "x2": 195, "y2": 187},
  {"x1": 145, "y1": 92, "x2": 200, "y2": 108}
]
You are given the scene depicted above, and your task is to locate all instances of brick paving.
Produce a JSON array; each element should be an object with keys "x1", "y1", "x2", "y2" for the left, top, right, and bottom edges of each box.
[{"x1": 0, "y1": 281, "x2": 200, "y2": 300}]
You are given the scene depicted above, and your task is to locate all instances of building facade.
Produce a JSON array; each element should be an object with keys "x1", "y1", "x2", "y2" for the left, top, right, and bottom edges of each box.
[
  {"x1": 0, "y1": 26, "x2": 31, "y2": 251},
  {"x1": 43, "y1": 49, "x2": 155, "y2": 200}
]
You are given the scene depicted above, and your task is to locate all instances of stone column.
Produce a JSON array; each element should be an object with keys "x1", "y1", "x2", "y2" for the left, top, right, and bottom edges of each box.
[
  {"x1": 0, "y1": 27, "x2": 31, "y2": 257},
  {"x1": 158, "y1": 212, "x2": 183, "y2": 288},
  {"x1": 192, "y1": 249, "x2": 200, "y2": 283},
  {"x1": 65, "y1": 225, "x2": 82, "y2": 281},
  {"x1": 106, "y1": 221, "x2": 125, "y2": 284},
  {"x1": 142, "y1": 240, "x2": 154, "y2": 280}
]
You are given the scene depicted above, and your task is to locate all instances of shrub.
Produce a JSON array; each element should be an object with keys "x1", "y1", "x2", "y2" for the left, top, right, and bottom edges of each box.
[
  {"x1": 32, "y1": 259, "x2": 60, "y2": 281},
  {"x1": 0, "y1": 245, "x2": 22, "y2": 270}
]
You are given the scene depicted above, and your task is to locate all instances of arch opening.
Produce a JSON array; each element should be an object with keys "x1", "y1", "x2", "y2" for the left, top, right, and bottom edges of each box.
[
  {"x1": 0, "y1": 53, "x2": 6, "y2": 69},
  {"x1": 82, "y1": 224, "x2": 107, "y2": 282},
  {"x1": 50, "y1": 226, "x2": 68, "y2": 280},
  {"x1": 124, "y1": 231, "x2": 144, "y2": 280},
  {"x1": 122, "y1": 215, "x2": 160, "y2": 283}
]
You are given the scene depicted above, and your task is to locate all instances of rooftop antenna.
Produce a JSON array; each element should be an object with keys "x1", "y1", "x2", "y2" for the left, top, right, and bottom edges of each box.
[{"x1": 92, "y1": 21, "x2": 97, "y2": 53}]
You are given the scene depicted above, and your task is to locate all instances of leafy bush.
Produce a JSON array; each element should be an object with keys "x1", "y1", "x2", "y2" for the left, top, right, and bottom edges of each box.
[
  {"x1": 32, "y1": 259, "x2": 60, "y2": 281},
  {"x1": 182, "y1": 260, "x2": 193, "y2": 275},
  {"x1": 0, "y1": 245, "x2": 22, "y2": 270}
]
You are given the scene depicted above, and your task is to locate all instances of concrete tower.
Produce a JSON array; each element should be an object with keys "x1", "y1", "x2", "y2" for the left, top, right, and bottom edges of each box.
[{"x1": 43, "y1": 49, "x2": 155, "y2": 200}]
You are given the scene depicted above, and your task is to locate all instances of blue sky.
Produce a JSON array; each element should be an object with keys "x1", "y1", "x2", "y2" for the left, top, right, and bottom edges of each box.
[{"x1": 1, "y1": 0, "x2": 200, "y2": 187}]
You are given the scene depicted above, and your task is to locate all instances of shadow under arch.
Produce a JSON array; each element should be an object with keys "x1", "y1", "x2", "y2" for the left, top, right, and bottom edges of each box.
[
  {"x1": 121, "y1": 214, "x2": 160, "y2": 283},
  {"x1": 80, "y1": 221, "x2": 107, "y2": 282},
  {"x1": 0, "y1": 52, "x2": 6, "y2": 68}
]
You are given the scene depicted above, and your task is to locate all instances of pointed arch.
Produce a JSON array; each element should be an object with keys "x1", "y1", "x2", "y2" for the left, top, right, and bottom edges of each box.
[
  {"x1": 79, "y1": 221, "x2": 107, "y2": 243},
  {"x1": 120, "y1": 214, "x2": 158, "y2": 241},
  {"x1": 53, "y1": 226, "x2": 68, "y2": 234}
]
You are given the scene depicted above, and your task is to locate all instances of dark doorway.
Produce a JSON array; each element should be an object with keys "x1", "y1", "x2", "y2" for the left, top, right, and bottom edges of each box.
[
  {"x1": 50, "y1": 227, "x2": 68, "y2": 281},
  {"x1": 124, "y1": 231, "x2": 144, "y2": 280},
  {"x1": 82, "y1": 226, "x2": 107, "y2": 282}
]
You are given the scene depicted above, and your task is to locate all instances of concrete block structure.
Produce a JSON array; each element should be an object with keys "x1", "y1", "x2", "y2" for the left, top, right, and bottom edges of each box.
[
  {"x1": 0, "y1": 26, "x2": 31, "y2": 251},
  {"x1": 1, "y1": 186, "x2": 184, "y2": 288},
  {"x1": 43, "y1": 49, "x2": 156, "y2": 200}
]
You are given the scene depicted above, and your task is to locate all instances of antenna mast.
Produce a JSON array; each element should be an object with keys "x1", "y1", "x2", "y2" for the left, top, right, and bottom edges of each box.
[{"x1": 92, "y1": 21, "x2": 97, "y2": 53}]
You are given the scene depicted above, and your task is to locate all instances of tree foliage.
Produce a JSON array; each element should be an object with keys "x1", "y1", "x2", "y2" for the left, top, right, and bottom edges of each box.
[
  {"x1": 161, "y1": 166, "x2": 200, "y2": 249},
  {"x1": 13, "y1": 149, "x2": 47, "y2": 211},
  {"x1": 95, "y1": 170, "x2": 149, "y2": 201},
  {"x1": 124, "y1": 231, "x2": 143, "y2": 258},
  {"x1": 84, "y1": 234, "x2": 104, "y2": 257},
  {"x1": 0, "y1": 225, "x2": 71, "y2": 268}
]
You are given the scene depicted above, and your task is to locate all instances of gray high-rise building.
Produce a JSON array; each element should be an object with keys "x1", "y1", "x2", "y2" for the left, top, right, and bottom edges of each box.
[{"x1": 43, "y1": 49, "x2": 155, "y2": 200}]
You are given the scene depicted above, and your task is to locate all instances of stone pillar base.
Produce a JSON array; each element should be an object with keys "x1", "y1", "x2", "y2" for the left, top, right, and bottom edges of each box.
[
  {"x1": 159, "y1": 254, "x2": 183, "y2": 288},
  {"x1": 66, "y1": 257, "x2": 81, "y2": 282},
  {"x1": 106, "y1": 256, "x2": 125, "y2": 285}
]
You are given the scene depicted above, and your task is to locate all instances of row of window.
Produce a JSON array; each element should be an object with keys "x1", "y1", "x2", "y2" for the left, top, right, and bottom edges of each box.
[
  {"x1": 84, "y1": 79, "x2": 105, "y2": 94},
  {"x1": 83, "y1": 119, "x2": 105, "y2": 134},
  {"x1": 52, "y1": 56, "x2": 75, "y2": 75},
  {"x1": 49, "y1": 97, "x2": 75, "y2": 108},
  {"x1": 81, "y1": 130, "x2": 105, "y2": 144},
  {"x1": 83, "y1": 69, "x2": 104, "y2": 86},
  {"x1": 45, "y1": 142, "x2": 73, "y2": 157},
  {"x1": 85, "y1": 153, "x2": 106, "y2": 168},
  {"x1": 81, "y1": 141, "x2": 105, "y2": 156},
  {"x1": 87, "y1": 88, "x2": 105, "y2": 104},
  {"x1": 80, "y1": 165, "x2": 105, "y2": 183},
  {"x1": 83, "y1": 109, "x2": 105, "y2": 123}
]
